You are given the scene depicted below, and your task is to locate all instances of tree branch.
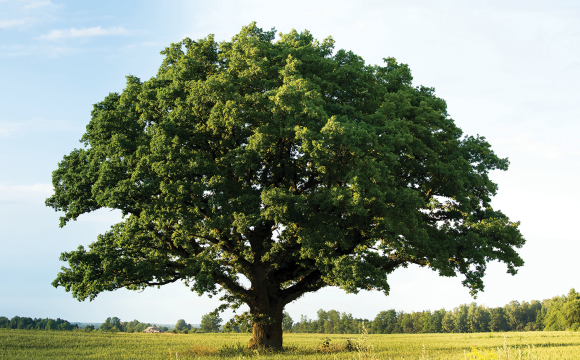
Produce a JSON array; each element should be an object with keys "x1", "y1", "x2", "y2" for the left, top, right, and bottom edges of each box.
[{"x1": 280, "y1": 269, "x2": 325, "y2": 305}]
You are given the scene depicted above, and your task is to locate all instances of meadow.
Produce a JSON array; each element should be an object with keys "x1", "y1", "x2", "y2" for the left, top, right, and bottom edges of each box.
[{"x1": 2, "y1": 329, "x2": 580, "y2": 359}]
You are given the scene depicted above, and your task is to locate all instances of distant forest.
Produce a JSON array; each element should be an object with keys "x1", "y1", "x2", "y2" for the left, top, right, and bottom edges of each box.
[
  {"x1": 0, "y1": 317, "x2": 157, "y2": 333},
  {"x1": 284, "y1": 288, "x2": 580, "y2": 334},
  {"x1": 2, "y1": 289, "x2": 580, "y2": 334}
]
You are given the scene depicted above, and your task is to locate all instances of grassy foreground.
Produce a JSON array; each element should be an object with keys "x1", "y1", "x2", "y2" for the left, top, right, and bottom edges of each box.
[{"x1": 2, "y1": 329, "x2": 580, "y2": 359}]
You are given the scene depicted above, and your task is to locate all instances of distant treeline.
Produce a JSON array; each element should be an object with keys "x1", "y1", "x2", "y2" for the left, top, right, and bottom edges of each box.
[
  {"x1": 0, "y1": 314, "x2": 218, "y2": 334},
  {"x1": 3, "y1": 289, "x2": 580, "y2": 334},
  {"x1": 285, "y1": 289, "x2": 580, "y2": 334},
  {"x1": 99, "y1": 317, "x2": 159, "y2": 333},
  {"x1": 0, "y1": 317, "x2": 79, "y2": 331},
  {"x1": 0, "y1": 316, "x2": 159, "y2": 333}
]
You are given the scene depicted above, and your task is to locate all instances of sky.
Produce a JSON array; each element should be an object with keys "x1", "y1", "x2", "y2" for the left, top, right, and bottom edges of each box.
[{"x1": 1, "y1": 0, "x2": 579, "y2": 326}]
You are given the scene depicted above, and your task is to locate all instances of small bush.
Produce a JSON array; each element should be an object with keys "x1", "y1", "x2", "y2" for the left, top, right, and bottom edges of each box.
[{"x1": 315, "y1": 337, "x2": 356, "y2": 354}]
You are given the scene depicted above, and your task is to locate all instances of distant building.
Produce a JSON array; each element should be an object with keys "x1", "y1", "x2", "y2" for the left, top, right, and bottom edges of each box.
[{"x1": 143, "y1": 326, "x2": 163, "y2": 333}]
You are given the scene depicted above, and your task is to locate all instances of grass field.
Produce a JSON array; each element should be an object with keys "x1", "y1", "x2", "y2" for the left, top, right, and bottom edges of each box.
[{"x1": 2, "y1": 329, "x2": 580, "y2": 359}]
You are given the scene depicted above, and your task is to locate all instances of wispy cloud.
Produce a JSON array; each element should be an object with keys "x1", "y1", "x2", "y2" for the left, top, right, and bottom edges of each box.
[
  {"x1": 140, "y1": 41, "x2": 162, "y2": 47},
  {"x1": 39, "y1": 26, "x2": 130, "y2": 41},
  {"x1": 0, "y1": 122, "x2": 21, "y2": 137},
  {"x1": 122, "y1": 41, "x2": 163, "y2": 50},
  {"x1": 0, "y1": 19, "x2": 26, "y2": 28},
  {"x1": 0, "y1": 118, "x2": 80, "y2": 136},
  {"x1": 0, "y1": 183, "x2": 53, "y2": 204},
  {"x1": 23, "y1": 0, "x2": 52, "y2": 10}
]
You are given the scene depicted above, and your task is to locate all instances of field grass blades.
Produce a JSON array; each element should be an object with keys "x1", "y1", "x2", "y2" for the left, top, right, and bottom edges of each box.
[{"x1": 2, "y1": 329, "x2": 580, "y2": 359}]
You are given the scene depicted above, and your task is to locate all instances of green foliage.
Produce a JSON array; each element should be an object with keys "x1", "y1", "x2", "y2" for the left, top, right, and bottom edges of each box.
[
  {"x1": 199, "y1": 313, "x2": 222, "y2": 333},
  {"x1": 543, "y1": 296, "x2": 567, "y2": 331},
  {"x1": 0, "y1": 316, "x2": 159, "y2": 334},
  {"x1": 292, "y1": 310, "x2": 368, "y2": 334},
  {"x1": 441, "y1": 311, "x2": 456, "y2": 333},
  {"x1": 563, "y1": 289, "x2": 580, "y2": 329},
  {"x1": 0, "y1": 316, "x2": 78, "y2": 331},
  {"x1": 100, "y1": 317, "x2": 121, "y2": 332},
  {"x1": 488, "y1": 308, "x2": 508, "y2": 332},
  {"x1": 223, "y1": 313, "x2": 252, "y2": 333},
  {"x1": 46, "y1": 22, "x2": 525, "y2": 345},
  {"x1": 174, "y1": 319, "x2": 193, "y2": 333},
  {"x1": 468, "y1": 303, "x2": 490, "y2": 333},
  {"x1": 123, "y1": 319, "x2": 153, "y2": 333},
  {"x1": 287, "y1": 289, "x2": 580, "y2": 334},
  {"x1": 455, "y1": 304, "x2": 470, "y2": 333},
  {"x1": 4, "y1": 288, "x2": 580, "y2": 340},
  {"x1": 282, "y1": 311, "x2": 294, "y2": 332}
]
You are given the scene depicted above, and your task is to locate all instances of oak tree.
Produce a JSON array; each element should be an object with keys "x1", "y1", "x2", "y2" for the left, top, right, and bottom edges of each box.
[{"x1": 47, "y1": 23, "x2": 525, "y2": 349}]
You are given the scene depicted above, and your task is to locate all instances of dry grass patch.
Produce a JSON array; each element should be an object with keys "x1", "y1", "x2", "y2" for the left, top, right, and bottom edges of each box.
[{"x1": 179, "y1": 344, "x2": 219, "y2": 357}]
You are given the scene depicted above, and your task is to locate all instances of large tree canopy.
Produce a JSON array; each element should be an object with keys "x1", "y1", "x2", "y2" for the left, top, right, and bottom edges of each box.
[{"x1": 47, "y1": 23, "x2": 525, "y2": 349}]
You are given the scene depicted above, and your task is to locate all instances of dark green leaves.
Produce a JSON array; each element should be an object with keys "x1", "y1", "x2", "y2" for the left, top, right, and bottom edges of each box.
[{"x1": 48, "y1": 22, "x2": 524, "y2": 306}]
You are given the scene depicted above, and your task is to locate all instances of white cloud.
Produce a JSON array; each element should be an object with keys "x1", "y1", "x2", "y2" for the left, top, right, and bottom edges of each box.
[
  {"x1": 39, "y1": 26, "x2": 130, "y2": 41},
  {"x1": 123, "y1": 41, "x2": 164, "y2": 50},
  {"x1": 0, "y1": 19, "x2": 26, "y2": 28},
  {"x1": 0, "y1": 183, "x2": 53, "y2": 204},
  {"x1": 0, "y1": 43, "x2": 91, "y2": 58},
  {"x1": 0, "y1": 122, "x2": 20, "y2": 137},
  {"x1": 0, "y1": 118, "x2": 79, "y2": 136},
  {"x1": 140, "y1": 41, "x2": 162, "y2": 47},
  {"x1": 23, "y1": 0, "x2": 52, "y2": 10}
]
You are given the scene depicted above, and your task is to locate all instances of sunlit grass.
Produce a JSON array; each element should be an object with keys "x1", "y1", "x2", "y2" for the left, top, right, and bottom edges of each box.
[{"x1": 2, "y1": 329, "x2": 580, "y2": 359}]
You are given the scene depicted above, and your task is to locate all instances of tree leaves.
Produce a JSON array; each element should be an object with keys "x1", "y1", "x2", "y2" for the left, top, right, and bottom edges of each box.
[{"x1": 48, "y1": 22, "x2": 525, "y2": 309}]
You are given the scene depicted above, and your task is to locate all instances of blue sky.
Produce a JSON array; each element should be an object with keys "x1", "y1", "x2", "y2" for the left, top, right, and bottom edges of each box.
[{"x1": 1, "y1": 0, "x2": 579, "y2": 325}]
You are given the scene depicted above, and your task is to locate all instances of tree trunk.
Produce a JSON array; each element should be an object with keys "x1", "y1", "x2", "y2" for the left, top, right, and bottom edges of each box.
[{"x1": 247, "y1": 303, "x2": 284, "y2": 350}]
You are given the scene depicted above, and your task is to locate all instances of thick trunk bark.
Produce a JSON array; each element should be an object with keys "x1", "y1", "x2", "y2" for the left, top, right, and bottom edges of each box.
[{"x1": 247, "y1": 303, "x2": 284, "y2": 350}]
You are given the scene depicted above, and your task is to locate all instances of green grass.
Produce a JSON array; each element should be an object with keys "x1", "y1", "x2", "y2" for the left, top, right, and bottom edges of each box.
[{"x1": 2, "y1": 329, "x2": 580, "y2": 359}]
